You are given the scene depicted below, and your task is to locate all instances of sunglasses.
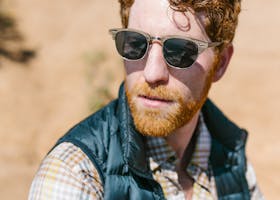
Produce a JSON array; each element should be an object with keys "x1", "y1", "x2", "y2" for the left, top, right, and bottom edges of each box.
[{"x1": 109, "y1": 28, "x2": 222, "y2": 69}]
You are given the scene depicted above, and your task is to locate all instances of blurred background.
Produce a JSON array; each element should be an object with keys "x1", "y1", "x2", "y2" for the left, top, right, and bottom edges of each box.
[{"x1": 0, "y1": 0, "x2": 279, "y2": 199}]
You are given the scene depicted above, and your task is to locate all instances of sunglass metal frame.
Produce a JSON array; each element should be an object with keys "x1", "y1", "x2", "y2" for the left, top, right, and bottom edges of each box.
[{"x1": 109, "y1": 28, "x2": 223, "y2": 69}]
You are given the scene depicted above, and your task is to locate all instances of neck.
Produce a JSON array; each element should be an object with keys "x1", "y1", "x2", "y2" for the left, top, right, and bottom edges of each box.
[{"x1": 165, "y1": 111, "x2": 200, "y2": 159}]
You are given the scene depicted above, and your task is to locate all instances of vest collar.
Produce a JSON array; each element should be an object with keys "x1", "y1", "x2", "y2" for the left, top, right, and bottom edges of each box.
[
  {"x1": 201, "y1": 99, "x2": 247, "y2": 151},
  {"x1": 116, "y1": 83, "x2": 153, "y2": 179}
]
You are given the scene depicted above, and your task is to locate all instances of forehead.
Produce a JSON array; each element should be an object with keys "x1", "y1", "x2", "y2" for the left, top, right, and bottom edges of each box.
[{"x1": 128, "y1": 0, "x2": 209, "y2": 41}]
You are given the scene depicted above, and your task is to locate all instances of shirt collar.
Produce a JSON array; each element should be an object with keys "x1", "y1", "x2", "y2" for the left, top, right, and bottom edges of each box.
[{"x1": 146, "y1": 112, "x2": 212, "y2": 188}]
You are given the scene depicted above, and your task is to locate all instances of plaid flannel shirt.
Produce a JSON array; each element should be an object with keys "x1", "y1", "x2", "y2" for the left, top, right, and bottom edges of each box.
[{"x1": 29, "y1": 114, "x2": 264, "y2": 200}]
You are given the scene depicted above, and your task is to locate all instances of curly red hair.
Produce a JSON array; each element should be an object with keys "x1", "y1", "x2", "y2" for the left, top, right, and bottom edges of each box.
[{"x1": 118, "y1": 0, "x2": 241, "y2": 50}]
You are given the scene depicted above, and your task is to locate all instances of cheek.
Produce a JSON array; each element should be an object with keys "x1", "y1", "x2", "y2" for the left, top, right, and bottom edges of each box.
[
  {"x1": 124, "y1": 60, "x2": 144, "y2": 91},
  {"x1": 169, "y1": 65, "x2": 206, "y2": 88},
  {"x1": 124, "y1": 59, "x2": 146, "y2": 75},
  {"x1": 125, "y1": 61, "x2": 135, "y2": 75},
  {"x1": 168, "y1": 65, "x2": 213, "y2": 100}
]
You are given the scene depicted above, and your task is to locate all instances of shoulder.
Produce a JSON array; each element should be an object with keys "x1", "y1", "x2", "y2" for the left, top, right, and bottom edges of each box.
[
  {"x1": 29, "y1": 142, "x2": 103, "y2": 200},
  {"x1": 60, "y1": 99, "x2": 119, "y2": 144},
  {"x1": 47, "y1": 142, "x2": 99, "y2": 174},
  {"x1": 54, "y1": 100, "x2": 120, "y2": 173}
]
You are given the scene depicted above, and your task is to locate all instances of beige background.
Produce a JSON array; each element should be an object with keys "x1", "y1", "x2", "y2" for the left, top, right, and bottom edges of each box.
[{"x1": 0, "y1": 0, "x2": 279, "y2": 199}]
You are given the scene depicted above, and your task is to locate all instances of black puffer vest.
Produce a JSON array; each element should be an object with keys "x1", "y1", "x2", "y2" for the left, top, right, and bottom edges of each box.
[{"x1": 55, "y1": 84, "x2": 250, "y2": 200}]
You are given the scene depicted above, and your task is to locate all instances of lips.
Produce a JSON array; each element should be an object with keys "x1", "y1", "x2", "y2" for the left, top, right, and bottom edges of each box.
[{"x1": 138, "y1": 95, "x2": 173, "y2": 103}]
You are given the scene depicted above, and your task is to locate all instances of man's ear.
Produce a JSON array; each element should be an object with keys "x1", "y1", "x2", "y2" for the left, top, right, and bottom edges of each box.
[{"x1": 212, "y1": 44, "x2": 234, "y2": 82}]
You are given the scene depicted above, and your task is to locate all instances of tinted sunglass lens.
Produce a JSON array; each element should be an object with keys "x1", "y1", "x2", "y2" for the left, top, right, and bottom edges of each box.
[
  {"x1": 163, "y1": 38, "x2": 198, "y2": 68},
  {"x1": 115, "y1": 31, "x2": 148, "y2": 60}
]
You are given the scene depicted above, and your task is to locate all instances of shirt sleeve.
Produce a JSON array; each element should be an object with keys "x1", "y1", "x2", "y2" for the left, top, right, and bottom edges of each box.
[
  {"x1": 28, "y1": 143, "x2": 104, "y2": 200},
  {"x1": 246, "y1": 161, "x2": 265, "y2": 200}
]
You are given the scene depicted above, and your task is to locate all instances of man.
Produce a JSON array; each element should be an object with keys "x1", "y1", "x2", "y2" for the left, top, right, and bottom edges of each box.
[{"x1": 29, "y1": 0, "x2": 264, "y2": 199}]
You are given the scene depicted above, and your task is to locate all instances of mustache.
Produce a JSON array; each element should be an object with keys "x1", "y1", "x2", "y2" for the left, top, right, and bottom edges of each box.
[{"x1": 130, "y1": 82, "x2": 182, "y2": 101}]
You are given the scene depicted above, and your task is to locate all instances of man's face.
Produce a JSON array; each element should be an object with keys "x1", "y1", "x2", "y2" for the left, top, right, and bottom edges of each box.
[{"x1": 124, "y1": 0, "x2": 219, "y2": 137}]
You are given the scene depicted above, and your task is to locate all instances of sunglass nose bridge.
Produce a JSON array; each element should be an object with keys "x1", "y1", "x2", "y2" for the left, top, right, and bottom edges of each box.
[{"x1": 148, "y1": 36, "x2": 163, "y2": 45}]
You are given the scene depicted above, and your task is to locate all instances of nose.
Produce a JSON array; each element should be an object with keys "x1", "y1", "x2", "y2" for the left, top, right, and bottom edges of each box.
[{"x1": 143, "y1": 43, "x2": 169, "y2": 86}]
